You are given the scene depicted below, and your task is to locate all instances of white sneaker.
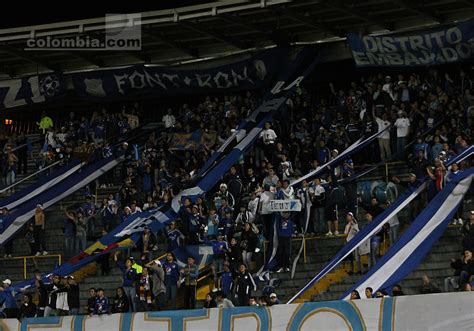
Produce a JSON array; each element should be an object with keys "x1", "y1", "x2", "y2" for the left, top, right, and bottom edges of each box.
[
  {"x1": 35, "y1": 252, "x2": 41, "y2": 256},
  {"x1": 325, "y1": 231, "x2": 333, "y2": 236},
  {"x1": 276, "y1": 268, "x2": 284, "y2": 273},
  {"x1": 7, "y1": 254, "x2": 11, "y2": 258},
  {"x1": 458, "y1": 218, "x2": 463, "y2": 226},
  {"x1": 285, "y1": 267, "x2": 290, "y2": 272},
  {"x1": 42, "y1": 251, "x2": 48, "y2": 255},
  {"x1": 334, "y1": 231, "x2": 339, "y2": 235},
  {"x1": 3, "y1": 254, "x2": 7, "y2": 258}
]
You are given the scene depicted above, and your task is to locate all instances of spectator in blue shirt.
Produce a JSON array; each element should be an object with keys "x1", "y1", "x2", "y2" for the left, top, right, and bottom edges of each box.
[
  {"x1": 276, "y1": 212, "x2": 293, "y2": 273},
  {"x1": 219, "y1": 262, "x2": 234, "y2": 297},
  {"x1": 166, "y1": 221, "x2": 184, "y2": 252},
  {"x1": 114, "y1": 254, "x2": 138, "y2": 312},
  {"x1": 0, "y1": 279, "x2": 18, "y2": 318},
  {"x1": 94, "y1": 288, "x2": 109, "y2": 315},
  {"x1": 212, "y1": 234, "x2": 229, "y2": 280},
  {"x1": 163, "y1": 253, "x2": 180, "y2": 310},
  {"x1": 81, "y1": 195, "x2": 96, "y2": 238}
]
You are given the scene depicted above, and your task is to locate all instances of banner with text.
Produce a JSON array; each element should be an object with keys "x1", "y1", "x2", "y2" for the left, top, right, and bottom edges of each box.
[
  {"x1": 347, "y1": 18, "x2": 474, "y2": 66},
  {"x1": 72, "y1": 48, "x2": 286, "y2": 101},
  {"x1": 261, "y1": 199, "x2": 302, "y2": 214},
  {"x1": 1, "y1": 293, "x2": 473, "y2": 331},
  {"x1": 0, "y1": 73, "x2": 65, "y2": 109}
]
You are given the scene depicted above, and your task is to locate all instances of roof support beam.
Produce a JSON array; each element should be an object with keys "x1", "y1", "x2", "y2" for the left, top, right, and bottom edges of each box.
[
  {"x1": 281, "y1": 8, "x2": 344, "y2": 37},
  {"x1": 327, "y1": 1, "x2": 393, "y2": 31},
  {"x1": 69, "y1": 52, "x2": 104, "y2": 67},
  {"x1": 0, "y1": 44, "x2": 59, "y2": 72},
  {"x1": 395, "y1": 1, "x2": 443, "y2": 23},
  {"x1": 218, "y1": 13, "x2": 287, "y2": 45},
  {"x1": 179, "y1": 21, "x2": 247, "y2": 50},
  {"x1": 145, "y1": 31, "x2": 198, "y2": 58}
]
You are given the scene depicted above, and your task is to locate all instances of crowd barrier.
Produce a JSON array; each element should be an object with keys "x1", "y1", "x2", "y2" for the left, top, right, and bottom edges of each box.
[{"x1": 1, "y1": 292, "x2": 473, "y2": 330}]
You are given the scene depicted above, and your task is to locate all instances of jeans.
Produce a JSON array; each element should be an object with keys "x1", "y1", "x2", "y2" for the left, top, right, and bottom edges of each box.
[
  {"x1": 313, "y1": 207, "x2": 326, "y2": 234},
  {"x1": 444, "y1": 276, "x2": 459, "y2": 292},
  {"x1": 389, "y1": 224, "x2": 399, "y2": 246},
  {"x1": 76, "y1": 234, "x2": 87, "y2": 253},
  {"x1": 123, "y1": 286, "x2": 137, "y2": 312},
  {"x1": 396, "y1": 136, "x2": 407, "y2": 157},
  {"x1": 369, "y1": 241, "x2": 380, "y2": 269},
  {"x1": 64, "y1": 236, "x2": 75, "y2": 257},
  {"x1": 34, "y1": 226, "x2": 47, "y2": 253},
  {"x1": 378, "y1": 138, "x2": 391, "y2": 161},
  {"x1": 166, "y1": 284, "x2": 177, "y2": 310},
  {"x1": 5, "y1": 170, "x2": 15, "y2": 187},
  {"x1": 87, "y1": 217, "x2": 96, "y2": 238},
  {"x1": 242, "y1": 251, "x2": 253, "y2": 269}
]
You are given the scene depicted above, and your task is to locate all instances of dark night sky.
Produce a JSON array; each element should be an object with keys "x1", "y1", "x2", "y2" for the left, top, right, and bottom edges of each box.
[{"x1": 0, "y1": 1, "x2": 212, "y2": 29}]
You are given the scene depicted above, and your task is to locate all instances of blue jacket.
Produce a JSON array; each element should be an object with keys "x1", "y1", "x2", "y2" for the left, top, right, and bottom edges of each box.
[
  {"x1": 116, "y1": 262, "x2": 137, "y2": 288},
  {"x1": 163, "y1": 261, "x2": 180, "y2": 286},
  {"x1": 0, "y1": 290, "x2": 18, "y2": 309},
  {"x1": 277, "y1": 217, "x2": 293, "y2": 238},
  {"x1": 220, "y1": 271, "x2": 234, "y2": 296},
  {"x1": 94, "y1": 296, "x2": 109, "y2": 315}
]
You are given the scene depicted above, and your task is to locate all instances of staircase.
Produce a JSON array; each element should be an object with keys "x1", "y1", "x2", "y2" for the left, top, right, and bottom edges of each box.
[{"x1": 0, "y1": 124, "x2": 164, "y2": 309}]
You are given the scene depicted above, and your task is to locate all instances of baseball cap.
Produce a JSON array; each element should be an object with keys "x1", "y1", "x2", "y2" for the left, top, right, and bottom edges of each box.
[
  {"x1": 3, "y1": 279, "x2": 12, "y2": 285},
  {"x1": 270, "y1": 293, "x2": 277, "y2": 298}
]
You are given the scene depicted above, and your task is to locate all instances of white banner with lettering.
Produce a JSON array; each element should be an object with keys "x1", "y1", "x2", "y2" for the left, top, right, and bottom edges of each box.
[
  {"x1": 261, "y1": 199, "x2": 302, "y2": 214},
  {"x1": 1, "y1": 293, "x2": 473, "y2": 330}
]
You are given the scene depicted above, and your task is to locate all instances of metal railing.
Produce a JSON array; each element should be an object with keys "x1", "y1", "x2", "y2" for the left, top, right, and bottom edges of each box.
[
  {"x1": 0, "y1": 159, "x2": 62, "y2": 194},
  {"x1": 0, "y1": 254, "x2": 61, "y2": 279}
]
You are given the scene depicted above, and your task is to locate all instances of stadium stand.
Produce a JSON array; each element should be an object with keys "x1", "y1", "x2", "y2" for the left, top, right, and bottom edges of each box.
[{"x1": 0, "y1": 1, "x2": 473, "y2": 330}]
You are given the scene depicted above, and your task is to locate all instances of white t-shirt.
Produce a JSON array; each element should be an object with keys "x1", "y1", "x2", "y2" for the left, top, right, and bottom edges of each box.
[
  {"x1": 375, "y1": 117, "x2": 391, "y2": 139},
  {"x1": 309, "y1": 184, "x2": 325, "y2": 196},
  {"x1": 162, "y1": 114, "x2": 176, "y2": 128},
  {"x1": 394, "y1": 118, "x2": 410, "y2": 137},
  {"x1": 260, "y1": 129, "x2": 277, "y2": 144}
]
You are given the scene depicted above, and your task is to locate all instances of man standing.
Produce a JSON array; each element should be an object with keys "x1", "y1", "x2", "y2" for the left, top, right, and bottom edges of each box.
[
  {"x1": 373, "y1": 109, "x2": 391, "y2": 161},
  {"x1": 276, "y1": 212, "x2": 293, "y2": 273},
  {"x1": 0, "y1": 279, "x2": 18, "y2": 318},
  {"x1": 163, "y1": 253, "x2": 180, "y2": 310},
  {"x1": 394, "y1": 110, "x2": 410, "y2": 157},
  {"x1": 34, "y1": 204, "x2": 47, "y2": 256},
  {"x1": 259, "y1": 122, "x2": 277, "y2": 164},
  {"x1": 181, "y1": 256, "x2": 198, "y2": 309}
]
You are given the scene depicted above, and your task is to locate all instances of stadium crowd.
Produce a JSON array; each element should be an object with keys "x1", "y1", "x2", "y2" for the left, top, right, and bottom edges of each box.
[{"x1": 0, "y1": 64, "x2": 473, "y2": 317}]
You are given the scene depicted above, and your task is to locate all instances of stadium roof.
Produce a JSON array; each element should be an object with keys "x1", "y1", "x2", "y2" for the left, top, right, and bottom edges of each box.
[{"x1": 1, "y1": 0, "x2": 473, "y2": 79}]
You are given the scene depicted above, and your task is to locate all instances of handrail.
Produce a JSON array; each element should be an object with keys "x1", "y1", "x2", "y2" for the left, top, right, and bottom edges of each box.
[
  {"x1": 0, "y1": 159, "x2": 62, "y2": 194},
  {"x1": 10, "y1": 137, "x2": 43, "y2": 153},
  {"x1": 0, "y1": 254, "x2": 62, "y2": 279}
]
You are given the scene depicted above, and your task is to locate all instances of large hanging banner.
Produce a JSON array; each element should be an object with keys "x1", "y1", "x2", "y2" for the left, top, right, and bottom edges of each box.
[
  {"x1": 287, "y1": 146, "x2": 473, "y2": 303},
  {"x1": 8, "y1": 46, "x2": 320, "y2": 293},
  {"x1": 346, "y1": 18, "x2": 474, "y2": 66},
  {"x1": 0, "y1": 73, "x2": 65, "y2": 109},
  {"x1": 343, "y1": 168, "x2": 474, "y2": 299},
  {"x1": 1, "y1": 293, "x2": 473, "y2": 330},
  {"x1": 71, "y1": 48, "x2": 286, "y2": 100}
]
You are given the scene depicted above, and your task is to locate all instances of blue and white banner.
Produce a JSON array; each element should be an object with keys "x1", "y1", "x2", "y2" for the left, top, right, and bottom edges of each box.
[
  {"x1": 0, "y1": 160, "x2": 83, "y2": 211},
  {"x1": 290, "y1": 126, "x2": 389, "y2": 188},
  {"x1": 0, "y1": 73, "x2": 65, "y2": 109},
  {"x1": 0, "y1": 154, "x2": 124, "y2": 246},
  {"x1": 347, "y1": 18, "x2": 474, "y2": 67},
  {"x1": 10, "y1": 46, "x2": 320, "y2": 291},
  {"x1": 72, "y1": 48, "x2": 286, "y2": 101},
  {"x1": 342, "y1": 168, "x2": 474, "y2": 299},
  {"x1": 286, "y1": 146, "x2": 471, "y2": 303}
]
